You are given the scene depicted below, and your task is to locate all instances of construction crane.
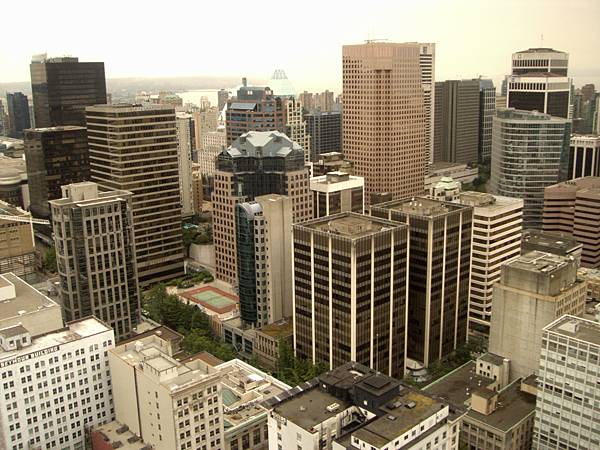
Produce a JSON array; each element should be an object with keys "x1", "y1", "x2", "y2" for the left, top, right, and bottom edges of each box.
[{"x1": 0, "y1": 215, "x2": 50, "y2": 225}]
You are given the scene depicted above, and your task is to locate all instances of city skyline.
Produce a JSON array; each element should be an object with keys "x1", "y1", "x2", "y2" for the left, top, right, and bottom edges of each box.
[{"x1": 2, "y1": 0, "x2": 600, "y2": 92}]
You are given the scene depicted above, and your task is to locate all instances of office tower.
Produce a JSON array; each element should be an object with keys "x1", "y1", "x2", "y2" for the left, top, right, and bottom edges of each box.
[
  {"x1": 419, "y1": 43, "x2": 436, "y2": 165},
  {"x1": 24, "y1": 126, "x2": 89, "y2": 219},
  {"x1": 564, "y1": 134, "x2": 600, "y2": 179},
  {"x1": 490, "y1": 108, "x2": 571, "y2": 229},
  {"x1": 285, "y1": 96, "x2": 311, "y2": 162},
  {"x1": 269, "y1": 362, "x2": 455, "y2": 450},
  {"x1": 457, "y1": 192, "x2": 523, "y2": 340},
  {"x1": 225, "y1": 85, "x2": 286, "y2": 145},
  {"x1": 293, "y1": 213, "x2": 408, "y2": 377},
  {"x1": 298, "y1": 91, "x2": 314, "y2": 110},
  {"x1": 0, "y1": 272, "x2": 114, "y2": 450},
  {"x1": 310, "y1": 171, "x2": 364, "y2": 217},
  {"x1": 213, "y1": 131, "x2": 311, "y2": 285},
  {"x1": 304, "y1": 110, "x2": 342, "y2": 161},
  {"x1": 314, "y1": 90, "x2": 335, "y2": 111},
  {"x1": 0, "y1": 100, "x2": 6, "y2": 135},
  {"x1": 87, "y1": 104, "x2": 184, "y2": 287},
  {"x1": 5, "y1": 92, "x2": 31, "y2": 138},
  {"x1": 595, "y1": 96, "x2": 600, "y2": 134},
  {"x1": 193, "y1": 106, "x2": 218, "y2": 150},
  {"x1": 217, "y1": 88, "x2": 229, "y2": 112},
  {"x1": 478, "y1": 79, "x2": 496, "y2": 163},
  {"x1": 534, "y1": 315, "x2": 600, "y2": 449},
  {"x1": 488, "y1": 251, "x2": 586, "y2": 381},
  {"x1": 108, "y1": 332, "x2": 225, "y2": 450},
  {"x1": 30, "y1": 54, "x2": 107, "y2": 127},
  {"x1": 343, "y1": 42, "x2": 427, "y2": 203},
  {"x1": 176, "y1": 112, "x2": 195, "y2": 217},
  {"x1": 191, "y1": 167, "x2": 203, "y2": 213},
  {"x1": 50, "y1": 182, "x2": 140, "y2": 340},
  {"x1": 236, "y1": 194, "x2": 293, "y2": 328},
  {"x1": 198, "y1": 126, "x2": 226, "y2": 174},
  {"x1": 433, "y1": 79, "x2": 480, "y2": 165},
  {"x1": 507, "y1": 48, "x2": 571, "y2": 118},
  {"x1": 543, "y1": 177, "x2": 600, "y2": 268},
  {"x1": 0, "y1": 202, "x2": 36, "y2": 278},
  {"x1": 572, "y1": 87, "x2": 597, "y2": 134},
  {"x1": 371, "y1": 198, "x2": 472, "y2": 369}
]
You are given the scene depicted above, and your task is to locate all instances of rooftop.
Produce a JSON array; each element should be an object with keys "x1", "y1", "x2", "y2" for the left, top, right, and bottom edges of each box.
[
  {"x1": 372, "y1": 197, "x2": 468, "y2": 218},
  {"x1": 0, "y1": 273, "x2": 60, "y2": 323},
  {"x1": 545, "y1": 315, "x2": 600, "y2": 346},
  {"x1": 91, "y1": 421, "x2": 150, "y2": 450},
  {"x1": 522, "y1": 229, "x2": 582, "y2": 256},
  {"x1": 86, "y1": 103, "x2": 176, "y2": 113},
  {"x1": 507, "y1": 251, "x2": 572, "y2": 275},
  {"x1": 24, "y1": 125, "x2": 86, "y2": 133},
  {"x1": 179, "y1": 286, "x2": 239, "y2": 315},
  {"x1": 478, "y1": 353, "x2": 506, "y2": 366},
  {"x1": 298, "y1": 212, "x2": 405, "y2": 239},
  {"x1": 257, "y1": 318, "x2": 293, "y2": 339},
  {"x1": 226, "y1": 131, "x2": 302, "y2": 159},
  {"x1": 0, "y1": 201, "x2": 29, "y2": 217},
  {"x1": 496, "y1": 108, "x2": 569, "y2": 123},
  {"x1": 465, "y1": 379, "x2": 536, "y2": 432},
  {"x1": 514, "y1": 47, "x2": 566, "y2": 54},
  {"x1": 458, "y1": 192, "x2": 523, "y2": 211}
]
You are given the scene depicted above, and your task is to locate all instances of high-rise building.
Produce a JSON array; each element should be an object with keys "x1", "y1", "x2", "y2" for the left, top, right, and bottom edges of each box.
[
  {"x1": 488, "y1": 251, "x2": 586, "y2": 381},
  {"x1": 543, "y1": 177, "x2": 600, "y2": 268},
  {"x1": 419, "y1": 43, "x2": 436, "y2": 166},
  {"x1": 298, "y1": 90, "x2": 336, "y2": 112},
  {"x1": 507, "y1": 48, "x2": 571, "y2": 119},
  {"x1": 0, "y1": 272, "x2": 114, "y2": 450},
  {"x1": 457, "y1": 192, "x2": 523, "y2": 340},
  {"x1": 292, "y1": 213, "x2": 408, "y2": 377},
  {"x1": 191, "y1": 167, "x2": 203, "y2": 213},
  {"x1": 343, "y1": 42, "x2": 427, "y2": 203},
  {"x1": 213, "y1": 131, "x2": 311, "y2": 285},
  {"x1": 572, "y1": 87, "x2": 597, "y2": 134},
  {"x1": 193, "y1": 106, "x2": 218, "y2": 151},
  {"x1": 5, "y1": 92, "x2": 31, "y2": 138},
  {"x1": 304, "y1": 110, "x2": 342, "y2": 161},
  {"x1": 0, "y1": 100, "x2": 6, "y2": 135},
  {"x1": 284, "y1": 96, "x2": 311, "y2": 162},
  {"x1": 24, "y1": 126, "x2": 89, "y2": 219},
  {"x1": 564, "y1": 134, "x2": 600, "y2": 179},
  {"x1": 490, "y1": 108, "x2": 571, "y2": 229},
  {"x1": 86, "y1": 104, "x2": 184, "y2": 287},
  {"x1": 198, "y1": 126, "x2": 226, "y2": 175},
  {"x1": 30, "y1": 54, "x2": 107, "y2": 127},
  {"x1": 236, "y1": 194, "x2": 293, "y2": 328},
  {"x1": 225, "y1": 85, "x2": 286, "y2": 145},
  {"x1": 50, "y1": 182, "x2": 139, "y2": 340},
  {"x1": 478, "y1": 78, "x2": 496, "y2": 163},
  {"x1": 371, "y1": 198, "x2": 472, "y2": 369},
  {"x1": 433, "y1": 79, "x2": 480, "y2": 165},
  {"x1": 0, "y1": 202, "x2": 36, "y2": 278},
  {"x1": 310, "y1": 171, "x2": 364, "y2": 217},
  {"x1": 533, "y1": 315, "x2": 600, "y2": 449},
  {"x1": 217, "y1": 88, "x2": 229, "y2": 112},
  {"x1": 176, "y1": 112, "x2": 195, "y2": 217}
]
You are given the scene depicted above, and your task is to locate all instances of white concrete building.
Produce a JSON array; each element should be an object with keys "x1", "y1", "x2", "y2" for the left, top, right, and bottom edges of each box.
[
  {"x1": 457, "y1": 192, "x2": 523, "y2": 340},
  {"x1": 567, "y1": 134, "x2": 600, "y2": 179},
  {"x1": 429, "y1": 177, "x2": 461, "y2": 202},
  {"x1": 285, "y1": 96, "x2": 311, "y2": 163},
  {"x1": 420, "y1": 43, "x2": 436, "y2": 167},
  {"x1": 176, "y1": 112, "x2": 195, "y2": 217},
  {"x1": 310, "y1": 172, "x2": 364, "y2": 217},
  {"x1": 198, "y1": 127, "x2": 226, "y2": 176},
  {"x1": 0, "y1": 274, "x2": 114, "y2": 450},
  {"x1": 533, "y1": 315, "x2": 600, "y2": 449}
]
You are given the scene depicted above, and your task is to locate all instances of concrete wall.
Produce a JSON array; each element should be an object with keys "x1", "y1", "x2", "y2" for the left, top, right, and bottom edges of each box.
[{"x1": 190, "y1": 243, "x2": 215, "y2": 269}]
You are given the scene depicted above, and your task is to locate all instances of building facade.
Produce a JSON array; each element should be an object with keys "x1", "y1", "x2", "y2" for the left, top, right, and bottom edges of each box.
[
  {"x1": 371, "y1": 198, "x2": 472, "y2": 369},
  {"x1": 564, "y1": 134, "x2": 600, "y2": 179},
  {"x1": 457, "y1": 192, "x2": 523, "y2": 340},
  {"x1": 5, "y1": 92, "x2": 31, "y2": 138},
  {"x1": 533, "y1": 315, "x2": 600, "y2": 449},
  {"x1": 87, "y1": 104, "x2": 184, "y2": 287},
  {"x1": 293, "y1": 213, "x2": 408, "y2": 377},
  {"x1": 213, "y1": 131, "x2": 312, "y2": 285},
  {"x1": 342, "y1": 42, "x2": 427, "y2": 203},
  {"x1": 0, "y1": 202, "x2": 36, "y2": 278},
  {"x1": 30, "y1": 54, "x2": 107, "y2": 128},
  {"x1": 433, "y1": 79, "x2": 480, "y2": 165},
  {"x1": 304, "y1": 111, "x2": 342, "y2": 162},
  {"x1": 50, "y1": 182, "x2": 140, "y2": 340},
  {"x1": 176, "y1": 112, "x2": 195, "y2": 217},
  {"x1": 24, "y1": 126, "x2": 89, "y2": 219},
  {"x1": 310, "y1": 172, "x2": 364, "y2": 217},
  {"x1": 488, "y1": 251, "x2": 587, "y2": 381},
  {"x1": 490, "y1": 108, "x2": 571, "y2": 229},
  {"x1": 478, "y1": 79, "x2": 496, "y2": 163},
  {"x1": 419, "y1": 43, "x2": 436, "y2": 166},
  {"x1": 284, "y1": 96, "x2": 311, "y2": 162}
]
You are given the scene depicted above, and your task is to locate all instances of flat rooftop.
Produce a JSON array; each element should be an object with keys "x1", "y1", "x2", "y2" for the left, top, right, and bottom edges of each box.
[
  {"x1": 299, "y1": 212, "x2": 404, "y2": 238},
  {"x1": 459, "y1": 192, "x2": 523, "y2": 210},
  {"x1": 546, "y1": 315, "x2": 600, "y2": 346},
  {"x1": 507, "y1": 251, "x2": 571, "y2": 275},
  {"x1": 0, "y1": 273, "x2": 60, "y2": 322},
  {"x1": 522, "y1": 230, "x2": 581, "y2": 255},
  {"x1": 179, "y1": 286, "x2": 239, "y2": 314},
  {"x1": 257, "y1": 318, "x2": 293, "y2": 339},
  {"x1": 91, "y1": 421, "x2": 149, "y2": 450},
  {"x1": 373, "y1": 197, "x2": 468, "y2": 218},
  {"x1": 466, "y1": 379, "x2": 536, "y2": 432}
]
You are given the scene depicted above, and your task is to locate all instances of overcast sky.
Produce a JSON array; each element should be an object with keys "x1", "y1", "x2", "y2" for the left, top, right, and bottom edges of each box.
[{"x1": 2, "y1": 0, "x2": 599, "y2": 92}]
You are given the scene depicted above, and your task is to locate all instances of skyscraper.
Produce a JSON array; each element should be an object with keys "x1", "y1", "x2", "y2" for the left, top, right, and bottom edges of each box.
[
  {"x1": 284, "y1": 96, "x2": 311, "y2": 162},
  {"x1": 236, "y1": 194, "x2": 293, "y2": 328},
  {"x1": 50, "y1": 182, "x2": 139, "y2": 340},
  {"x1": 457, "y1": 192, "x2": 523, "y2": 340},
  {"x1": 488, "y1": 251, "x2": 586, "y2": 381},
  {"x1": 371, "y1": 198, "x2": 472, "y2": 369},
  {"x1": 507, "y1": 48, "x2": 571, "y2": 119},
  {"x1": 419, "y1": 43, "x2": 436, "y2": 166},
  {"x1": 478, "y1": 79, "x2": 496, "y2": 163},
  {"x1": 342, "y1": 42, "x2": 427, "y2": 204},
  {"x1": 433, "y1": 79, "x2": 480, "y2": 165},
  {"x1": 24, "y1": 126, "x2": 89, "y2": 219},
  {"x1": 490, "y1": 108, "x2": 571, "y2": 229},
  {"x1": 217, "y1": 88, "x2": 230, "y2": 112},
  {"x1": 86, "y1": 104, "x2": 184, "y2": 287},
  {"x1": 304, "y1": 110, "x2": 342, "y2": 161},
  {"x1": 176, "y1": 112, "x2": 195, "y2": 217},
  {"x1": 534, "y1": 315, "x2": 600, "y2": 449},
  {"x1": 564, "y1": 134, "x2": 600, "y2": 179},
  {"x1": 213, "y1": 131, "x2": 312, "y2": 285},
  {"x1": 293, "y1": 213, "x2": 408, "y2": 377},
  {"x1": 5, "y1": 92, "x2": 31, "y2": 138},
  {"x1": 30, "y1": 54, "x2": 107, "y2": 127}
]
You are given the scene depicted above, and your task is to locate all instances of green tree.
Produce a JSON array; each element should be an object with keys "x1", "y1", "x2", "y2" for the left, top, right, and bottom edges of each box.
[
  {"x1": 275, "y1": 340, "x2": 327, "y2": 386},
  {"x1": 43, "y1": 246, "x2": 57, "y2": 273}
]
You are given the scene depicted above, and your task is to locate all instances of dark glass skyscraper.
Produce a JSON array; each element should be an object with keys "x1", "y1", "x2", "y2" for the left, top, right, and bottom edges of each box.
[
  {"x1": 5, "y1": 92, "x2": 31, "y2": 138},
  {"x1": 30, "y1": 55, "x2": 107, "y2": 128},
  {"x1": 304, "y1": 111, "x2": 342, "y2": 162}
]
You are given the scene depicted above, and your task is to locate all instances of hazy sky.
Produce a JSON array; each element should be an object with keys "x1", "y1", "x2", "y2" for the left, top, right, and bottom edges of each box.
[{"x1": 2, "y1": 0, "x2": 599, "y2": 92}]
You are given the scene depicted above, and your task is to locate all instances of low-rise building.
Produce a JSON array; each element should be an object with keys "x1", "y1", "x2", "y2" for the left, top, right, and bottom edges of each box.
[
  {"x1": 429, "y1": 177, "x2": 461, "y2": 202},
  {"x1": 425, "y1": 161, "x2": 478, "y2": 189},
  {"x1": 178, "y1": 285, "x2": 239, "y2": 337},
  {"x1": 311, "y1": 152, "x2": 354, "y2": 177},
  {"x1": 254, "y1": 318, "x2": 293, "y2": 371},
  {"x1": 0, "y1": 202, "x2": 36, "y2": 278},
  {"x1": 310, "y1": 172, "x2": 364, "y2": 217}
]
